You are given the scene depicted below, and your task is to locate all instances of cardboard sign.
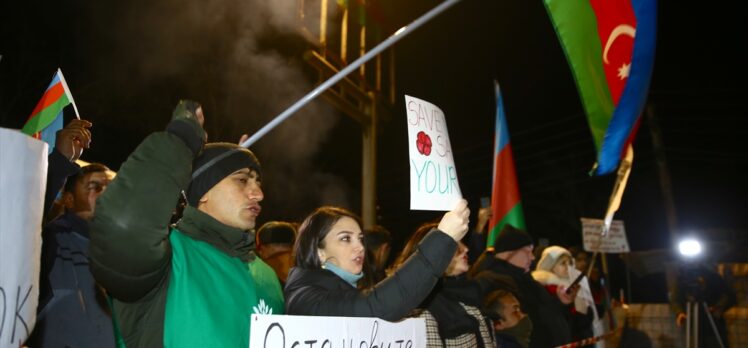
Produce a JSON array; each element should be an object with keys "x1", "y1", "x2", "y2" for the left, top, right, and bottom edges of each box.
[
  {"x1": 0, "y1": 128, "x2": 47, "y2": 347},
  {"x1": 249, "y1": 314, "x2": 426, "y2": 348},
  {"x1": 581, "y1": 218, "x2": 630, "y2": 253},
  {"x1": 404, "y1": 95, "x2": 462, "y2": 211}
]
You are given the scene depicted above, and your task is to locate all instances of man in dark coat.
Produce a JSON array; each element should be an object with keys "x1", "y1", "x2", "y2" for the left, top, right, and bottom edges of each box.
[
  {"x1": 89, "y1": 101, "x2": 284, "y2": 348},
  {"x1": 26, "y1": 119, "x2": 120, "y2": 348},
  {"x1": 470, "y1": 225, "x2": 576, "y2": 348}
]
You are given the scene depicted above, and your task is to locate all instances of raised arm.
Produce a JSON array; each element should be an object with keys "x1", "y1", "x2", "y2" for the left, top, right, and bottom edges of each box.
[
  {"x1": 286, "y1": 200, "x2": 470, "y2": 320},
  {"x1": 43, "y1": 119, "x2": 91, "y2": 214},
  {"x1": 89, "y1": 101, "x2": 206, "y2": 302},
  {"x1": 286, "y1": 229, "x2": 455, "y2": 320}
]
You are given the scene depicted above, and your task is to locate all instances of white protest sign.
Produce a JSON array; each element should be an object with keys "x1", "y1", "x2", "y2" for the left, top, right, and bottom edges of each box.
[
  {"x1": 250, "y1": 314, "x2": 426, "y2": 348},
  {"x1": 0, "y1": 128, "x2": 47, "y2": 347},
  {"x1": 405, "y1": 95, "x2": 462, "y2": 211},
  {"x1": 581, "y1": 218, "x2": 630, "y2": 253}
]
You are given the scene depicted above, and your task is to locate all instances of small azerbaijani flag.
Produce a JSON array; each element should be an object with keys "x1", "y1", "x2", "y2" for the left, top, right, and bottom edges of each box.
[
  {"x1": 21, "y1": 68, "x2": 80, "y2": 153},
  {"x1": 487, "y1": 82, "x2": 527, "y2": 248},
  {"x1": 543, "y1": 0, "x2": 656, "y2": 174}
]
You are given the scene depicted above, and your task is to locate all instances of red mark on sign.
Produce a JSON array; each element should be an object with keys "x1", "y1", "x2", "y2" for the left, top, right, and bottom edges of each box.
[{"x1": 416, "y1": 131, "x2": 432, "y2": 156}]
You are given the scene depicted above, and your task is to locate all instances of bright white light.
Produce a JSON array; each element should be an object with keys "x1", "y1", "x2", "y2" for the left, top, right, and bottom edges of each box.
[{"x1": 678, "y1": 238, "x2": 702, "y2": 257}]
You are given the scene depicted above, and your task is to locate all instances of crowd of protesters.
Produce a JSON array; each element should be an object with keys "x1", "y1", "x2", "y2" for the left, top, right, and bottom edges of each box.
[{"x1": 18, "y1": 100, "x2": 735, "y2": 348}]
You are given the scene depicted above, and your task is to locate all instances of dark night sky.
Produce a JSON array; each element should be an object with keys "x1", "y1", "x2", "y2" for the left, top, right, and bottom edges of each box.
[{"x1": 2, "y1": 0, "x2": 747, "y2": 300}]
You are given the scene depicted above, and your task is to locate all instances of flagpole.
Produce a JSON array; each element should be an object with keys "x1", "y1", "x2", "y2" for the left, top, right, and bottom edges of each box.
[
  {"x1": 602, "y1": 144, "x2": 634, "y2": 235},
  {"x1": 56, "y1": 68, "x2": 81, "y2": 119},
  {"x1": 240, "y1": 0, "x2": 463, "y2": 148},
  {"x1": 591, "y1": 144, "x2": 634, "y2": 332}
]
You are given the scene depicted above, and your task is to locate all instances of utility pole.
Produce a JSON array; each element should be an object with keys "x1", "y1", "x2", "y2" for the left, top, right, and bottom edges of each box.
[
  {"x1": 646, "y1": 104, "x2": 678, "y2": 243},
  {"x1": 301, "y1": 0, "x2": 395, "y2": 228}
]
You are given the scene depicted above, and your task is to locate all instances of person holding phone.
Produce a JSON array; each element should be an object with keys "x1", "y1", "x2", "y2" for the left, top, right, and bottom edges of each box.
[
  {"x1": 532, "y1": 246, "x2": 597, "y2": 343},
  {"x1": 469, "y1": 225, "x2": 575, "y2": 348}
]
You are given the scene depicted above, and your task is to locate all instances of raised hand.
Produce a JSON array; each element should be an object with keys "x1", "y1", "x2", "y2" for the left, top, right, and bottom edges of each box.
[
  {"x1": 557, "y1": 284, "x2": 579, "y2": 304},
  {"x1": 195, "y1": 106, "x2": 205, "y2": 128},
  {"x1": 55, "y1": 119, "x2": 92, "y2": 162},
  {"x1": 437, "y1": 199, "x2": 470, "y2": 241},
  {"x1": 475, "y1": 207, "x2": 493, "y2": 234},
  {"x1": 238, "y1": 134, "x2": 249, "y2": 145}
]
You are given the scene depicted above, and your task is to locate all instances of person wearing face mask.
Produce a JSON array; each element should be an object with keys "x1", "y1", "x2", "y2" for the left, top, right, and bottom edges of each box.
[
  {"x1": 284, "y1": 200, "x2": 470, "y2": 320},
  {"x1": 532, "y1": 246, "x2": 597, "y2": 345},
  {"x1": 391, "y1": 222, "x2": 495, "y2": 348},
  {"x1": 469, "y1": 225, "x2": 576, "y2": 348},
  {"x1": 484, "y1": 289, "x2": 526, "y2": 348}
]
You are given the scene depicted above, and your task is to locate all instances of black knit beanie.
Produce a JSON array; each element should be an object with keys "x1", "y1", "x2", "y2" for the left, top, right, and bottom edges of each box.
[
  {"x1": 492, "y1": 225, "x2": 533, "y2": 253},
  {"x1": 186, "y1": 142, "x2": 262, "y2": 206}
]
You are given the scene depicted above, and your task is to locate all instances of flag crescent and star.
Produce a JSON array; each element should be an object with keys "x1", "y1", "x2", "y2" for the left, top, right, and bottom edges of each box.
[{"x1": 544, "y1": 0, "x2": 656, "y2": 175}]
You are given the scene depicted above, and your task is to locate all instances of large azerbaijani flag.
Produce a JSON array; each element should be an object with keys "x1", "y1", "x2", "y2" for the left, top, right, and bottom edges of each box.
[
  {"x1": 544, "y1": 0, "x2": 656, "y2": 175},
  {"x1": 21, "y1": 69, "x2": 79, "y2": 152},
  {"x1": 487, "y1": 83, "x2": 526, "y2": 247}
]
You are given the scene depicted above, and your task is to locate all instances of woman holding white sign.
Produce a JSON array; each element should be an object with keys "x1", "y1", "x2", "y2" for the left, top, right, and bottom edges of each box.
[
  {"x1": 285, "y1": 200, "x2": 469, "y2": 320},
  {"x1": 391, "y1": 222, "x2": 495, "y2": 348}
]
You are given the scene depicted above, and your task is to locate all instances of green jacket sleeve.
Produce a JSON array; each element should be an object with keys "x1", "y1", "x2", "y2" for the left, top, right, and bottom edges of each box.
[{"x1": 90, "y1": 115, "x2": 204, "y2": 302}]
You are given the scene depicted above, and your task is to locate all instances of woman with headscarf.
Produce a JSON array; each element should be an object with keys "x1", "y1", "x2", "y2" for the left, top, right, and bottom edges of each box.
[{"x1": 532, "y1": 246, "x2": 598, "y2": 345}]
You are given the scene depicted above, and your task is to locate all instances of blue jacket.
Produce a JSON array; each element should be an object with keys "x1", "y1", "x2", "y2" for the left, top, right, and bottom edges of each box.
[{"x1": 28, "y1": 211, "x2": 115, "y2": 347}]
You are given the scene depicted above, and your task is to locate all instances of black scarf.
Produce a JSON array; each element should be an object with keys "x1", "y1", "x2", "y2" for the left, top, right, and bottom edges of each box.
[{"x1": 423, "y1": 276, "x2": 486, "y2": 346}]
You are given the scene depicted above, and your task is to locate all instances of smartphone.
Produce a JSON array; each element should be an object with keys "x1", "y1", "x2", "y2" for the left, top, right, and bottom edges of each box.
[
  {"x1": 566, "y1": 272, "x2": 586, "y2": 294},
  {"x1": 480, "y1": 197, "x2": 490, "y2": 208}
]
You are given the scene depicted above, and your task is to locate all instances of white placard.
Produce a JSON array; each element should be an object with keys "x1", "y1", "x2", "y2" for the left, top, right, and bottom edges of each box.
[
  {"x1": 0, "y1": 128, "x2": 47, "y2": 347},
  {"x1": 250, "y1": 314, "x2": 426, "y2": 348},
  {"x1": 581, "y1": 218, "x2": 630, "y2": 253},
  {"x1": 404, "y1": 95, "x2": 462, "y2": 211}
]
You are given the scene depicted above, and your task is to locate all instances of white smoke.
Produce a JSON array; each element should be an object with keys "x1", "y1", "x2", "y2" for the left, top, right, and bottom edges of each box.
[{"x1": 84, "y1": 0, "x2": 352, "y2": 221}]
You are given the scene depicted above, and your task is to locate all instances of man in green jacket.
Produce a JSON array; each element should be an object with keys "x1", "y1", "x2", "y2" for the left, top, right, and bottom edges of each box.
[{"x1": 90, "y1": 100, "x2": 284, "y2": 347}]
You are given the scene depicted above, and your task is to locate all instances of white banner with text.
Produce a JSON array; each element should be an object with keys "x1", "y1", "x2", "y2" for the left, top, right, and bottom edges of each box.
[
  {"x1": 0, "y1": 128, "x2": 47, "y2": 347},
  {"x1": 250, "y1": 314, "x2": 426, "y2": 348},
  {"x1": 581, "y1": 218, "x2": 630, "y2": 253}
]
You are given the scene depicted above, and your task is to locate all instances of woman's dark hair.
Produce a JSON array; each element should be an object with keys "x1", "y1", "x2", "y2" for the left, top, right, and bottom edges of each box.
[
  {"x1": 390, "y1": 222, "x2": 439, "y2": 270},
  {"x1": 293, "y1": 206, "x2": 363, "y2": 270}
]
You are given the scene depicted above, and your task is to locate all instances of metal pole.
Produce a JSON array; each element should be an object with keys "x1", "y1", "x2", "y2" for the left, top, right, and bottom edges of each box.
[
  {"x1": 359, "y1": 0, "x2": 367, "y2": 85},
  {"x1": 686, "y1": 300, "x2": 691, "y2": 348},
  {"x1": 241, "y1": 0, "x2": 463, "y2": 148},
  {"x1": 702, "y1": 302, "x2": 726, "y2": 348},
  {"x1": 362, "y1": 93, "x2": 377, "y2": 228},
  {"x1": 694, "y1": 302, "x2": 699, "y2": 348},
  {"x1": 340, "y1": 3, "x2": 348, "y2": 62},
  {"x1": 320, "y1": 0, "x2": 328, "y2": 52}
]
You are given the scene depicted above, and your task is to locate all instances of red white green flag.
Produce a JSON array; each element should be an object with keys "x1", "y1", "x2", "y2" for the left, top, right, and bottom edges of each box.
[
  {"x1": 487, "y1": 82, "x2": 526, "y2": 247},
  {"x1": 21, "y1": 69, "x2": 80, "y2": 151},
  {"x1": 543, "y1": 0, "x2": 656, "y2": 174}
]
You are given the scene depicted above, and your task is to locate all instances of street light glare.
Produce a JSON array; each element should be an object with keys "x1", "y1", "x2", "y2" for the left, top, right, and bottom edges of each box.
[{"x1": 678, "y1": 238, "x2": 702, "y2": 257}]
